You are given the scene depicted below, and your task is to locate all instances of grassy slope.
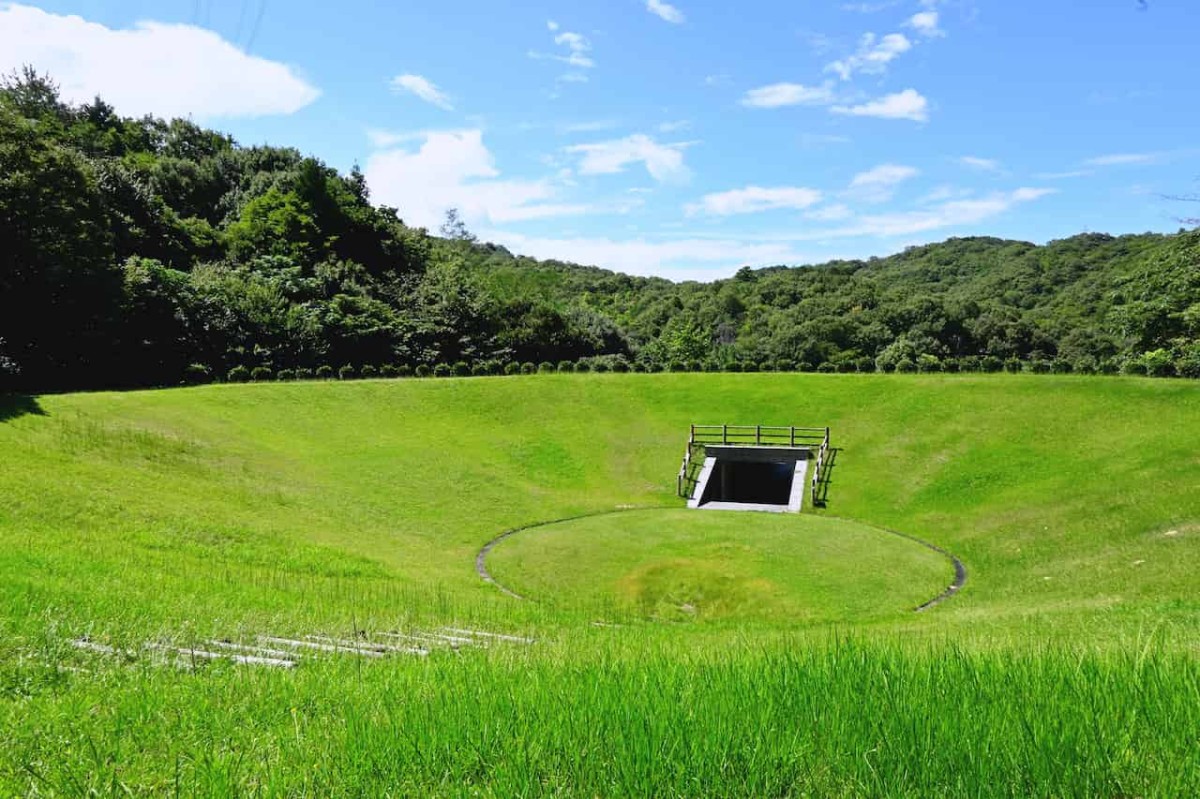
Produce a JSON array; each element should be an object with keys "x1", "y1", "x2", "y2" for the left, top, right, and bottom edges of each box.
[{"x1": 2, "y1": 374, "x2": 1198, "y2": 795}]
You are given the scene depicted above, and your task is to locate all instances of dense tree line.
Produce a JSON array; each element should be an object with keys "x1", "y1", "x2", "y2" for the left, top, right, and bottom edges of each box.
[{"x1": 1, "y1": 69, "x2": 1197, "y2": 393}]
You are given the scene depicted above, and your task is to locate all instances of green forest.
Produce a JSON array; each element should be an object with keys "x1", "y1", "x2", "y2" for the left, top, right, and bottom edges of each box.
[{"x1": 2, "y1": 68, "x2": 1198, "y2": 392}]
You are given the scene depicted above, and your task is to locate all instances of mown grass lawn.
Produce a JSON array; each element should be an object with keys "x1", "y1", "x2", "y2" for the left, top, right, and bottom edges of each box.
[{"x1": 1, "y1": 374, "x2": 1198, "y2": 795}]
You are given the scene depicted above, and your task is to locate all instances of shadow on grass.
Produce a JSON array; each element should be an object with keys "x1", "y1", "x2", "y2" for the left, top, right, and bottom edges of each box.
[
  {"x1": 0, "y1": 394, "x2": 45, "y2": 423},
  {"x1": 814, "y1": 447, "x2": 840, "y2": 508}
]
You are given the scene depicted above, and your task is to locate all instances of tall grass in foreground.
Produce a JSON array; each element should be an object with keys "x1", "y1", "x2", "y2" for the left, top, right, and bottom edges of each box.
[{"x1": 6, "y1": 639, "x2": 1198, "y2": 797}]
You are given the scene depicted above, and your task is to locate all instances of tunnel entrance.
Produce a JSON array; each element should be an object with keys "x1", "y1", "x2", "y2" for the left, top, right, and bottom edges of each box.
[
  {"x1": 704, "y1": 460, "x2": 796, "y2": 505},
  {"x1": 688, "y1": 445, "x2": 811, "y2": 513}
]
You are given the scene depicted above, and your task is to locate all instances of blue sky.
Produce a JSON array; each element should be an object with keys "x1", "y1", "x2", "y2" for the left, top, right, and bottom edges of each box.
[{"x1": 2, "y1": 0, "x2": 1198, "y2": 279}]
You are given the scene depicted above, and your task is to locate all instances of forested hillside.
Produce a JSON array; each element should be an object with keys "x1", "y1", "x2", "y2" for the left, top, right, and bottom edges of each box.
[{"x1": 2, "y1": 69, "x2": 1198, "y2": 392}]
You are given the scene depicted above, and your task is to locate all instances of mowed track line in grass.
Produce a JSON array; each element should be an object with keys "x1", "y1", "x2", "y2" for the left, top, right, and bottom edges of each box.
[
  {"x1": 1, "y1": 374, "x2": 1199, "y2": 795},
  {"x1": 484, "y1": 509, "x2": 955, "y2": 623}
]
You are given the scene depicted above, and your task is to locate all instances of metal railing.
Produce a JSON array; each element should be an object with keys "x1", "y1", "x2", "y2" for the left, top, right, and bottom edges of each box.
[{"x1": 676, "y1": 425, "x2": 832, "y2": 505}]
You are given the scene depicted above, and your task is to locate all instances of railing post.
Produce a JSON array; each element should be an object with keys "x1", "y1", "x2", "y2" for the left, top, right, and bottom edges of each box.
[
  {"x1": 722, "y1": 424, "x2": 727, "y2": 445},
  {"x1": 790, "y1": 426, "x2": 795, "y2": 447},
  {"x1": 690, "y1": 424, "x2": 695, "y2": 444},
  {"x1": 756, "y1": 425, "x2": 761, "y2": 445}
]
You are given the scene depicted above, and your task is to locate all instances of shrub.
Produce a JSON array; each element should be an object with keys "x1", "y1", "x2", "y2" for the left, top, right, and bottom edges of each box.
[
  {"x1": 667, "y1": 361, "x2": 686, "y2": 373},
  {"x1": 576, "y1": 360, "x2": 592, "y2": 373},
  {"x1": 916, "y1": 354, "x2": 942, "y2": 373},
  {"x1": 396, "y1": 364, "x2": 414, "y2": 378},
  {"x1": 1098, "y1": 359, "x2": 1120, "y2": 375},
  {"x1": 702, "y1": 360, "x2": 720, "y2": 373},
  {"x1": 276, "y1": 368, "x2": 296, "y2": 381},
  {"x1": 1121, "y1": 359, "x2": 1147, "y2": 376},
  {"x1": 836, "y1": 360, "x2": 856, "y2": 374},
  {"x1": 415, "y1": 364, "x2": 432, "y2": 378},
  {"x1": 471, "y1": 364, "x2": 489, "y2": 377},
  {"x1": 743, "y1": 361, "x2": 760, "y2": 373},
  {"x1": 520, "y1": 362, "x2": 536, "y2": 375},
  {"x1": 380, "y1": 364, "x2": 398, "y2": 378},
  {"x1": 759, "y1": 362, "x2": 775, "y2": 373},
  {"x1": 816, "y1": 362, "x2": 837, "y2": 374},
  {"x1": 686, "y1": 361, "x2": 702, "y2": 373},
  {"x1": 1175, "y1": 347, "x2": 1200, "y2": 379},
  {"x1": 854, "y1": 357, "x2": 875, "y2": 374},
  {"x1": 724, "y1": 362, "x2": 742, "y2": 373},
  {"x1": 360, "y1": 365, "x2": 378, "y2": 379},
  {"x1": 295, "y1": 367, "x2": 314, "y2": 381},
  {"x1": 316, "y1": 365, "x2": 335, "y2": 380},
  {"x1": 774, "y1": 360, "x2": 796, "y2": 373},
  {"x1": 610, "y1": 360, "x2": 629, "y2": 373},
  {"x1": 979, "y1": 356, "x2": 1003, "y2": 373},
  {"x1": 797, "y1": 361, "x2": 814, "y2": 373},
  {"x1": 1050, "y1": 359, "x2": 1073, "y2": 374},
  {"x1": 895, "y1": 358, "x2": 916, "y2": 374},
  {"x1": 227, "y1": 365, "x2": 250, "y2": 383},
  {"x1": 480, "y1": 360, "x2": 504, "y2": 376},
  {"x1": 504, "y1": 362, "x2": 521, "y2": 376},
  {"x1": 183, "y1": 363, "x2": 212, "y2": 385},
  {"x1": 1026, "y1": 360, "x2": 1052, "y2": 375},
  {"x1": 452, "y1": 361, "x2": 470, "y2": 377},
  {"x1": 338, "y1": 365, "x2": 356, "y2": 380},
  {"x1": 875, "y1": 356, "x2": 896, "y2": 374},
  {"x1": 942, "y1": 358, "x2": 961, "y2": 373},
  {"x1": 434, "y1": 364, "x2": 452, "y2": 378},
  {"x1": 1139, "y1": 349, "x2": 1175, "y2": 377},
  {"x1": 1003, "y1": 357, "x2": 1023, "y2": 374},
  {"x1": 557, "y1": 360, "x2": 575, "y2": 373},
  {"x1": 644, "y1": 362, "x2": 664, "y2": 373},
  {"x1": 537, "y1": 362, "x2": 555, "y2": 374}
]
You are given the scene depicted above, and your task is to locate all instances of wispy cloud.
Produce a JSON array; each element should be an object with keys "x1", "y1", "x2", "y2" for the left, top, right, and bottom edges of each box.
[
  {"x1": 825, "y1": 32, "x2": 912, "y2": 80},
  {"x1": 530, "y1": 25, "x2": 595, "y2": 69},
  {"x1": 816, "y1": 188, "x2": 1056, "y2": 239},
  {"x1": 657, "y1": 119, "x2": 691, "y2": 133},
  {"x1": 686, "y1": 186, "x2": 823, "y2": 216},
  {"x1": 646, "y1": 0, "x2": 685, "y2": 24},
  {"x1": 958, "y1": 155, "x2": 1002, "y2": 172},
  {"x1": 805, "y1": 203, "x2": 854, "y2": 221},
  {"x1": 1084, "y1": 152, "x2": 1161, "y2": 166},
  {"x1": 741, "y1": 82, "x2": 835, "y2": 108},
  {"x1": 906, "y1": 10, "x2": 943, "y2": 38},
  {"x1": 389, "y1": 74, "x2": 453, "y2": 110},
  {"x1": 1035, "y1": 169, "x2": 1094, "y2": 179},
  {"x1": 845, "y1": 163, "x2": 920, "y2": 203},
  {"x1": 832, "y1": 89, "x2": 929, "y2": 122},
  {"x1": 567, "y1": 134, "x2": 693, "y2": 182}
]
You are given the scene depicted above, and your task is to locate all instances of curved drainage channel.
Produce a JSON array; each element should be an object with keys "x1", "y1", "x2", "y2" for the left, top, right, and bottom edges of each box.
[{"x1": 475, "y1": 507, "x2": 968, "y2": 613}]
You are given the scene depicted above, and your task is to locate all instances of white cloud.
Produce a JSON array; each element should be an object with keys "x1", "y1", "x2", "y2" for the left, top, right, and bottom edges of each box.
[
  {"x1": 686, "y1": 186, "x2": 823, "y2": 216},
  {"x1": 1085, "y1": 152, "x2": 1160, "y2": 166},
  {"x1": 958, "y1": 156, "x2": 1002, "y2": 172},
  {"x1": 529, "y1": 25, "x2": 595, "y2": 69},
  {"x1": 567, "y1": 134, "x2": 692, "y2": 182},
  {"x1": 364, "y1": 129, "x2": 588, "y2": 230},
  {"x1": 840, "y1": 1, "x2": 902, "y2": 11},
  {"x1": 558, "y1": 120, "x2": 620, "y2": 134},
  {"x1": 0, "y1": 3, "x2": 318, "y2": 119},
  {"x1": 832, "y1": 89, "x2": 929, "y2": 121},
  {"x1": 906, "y1": 11, "x2": 943, "y2": 37},
  {"x1": 389, "y1": 74, "x2": 453, "y2": 110},
  {"x1": 490, "y1": 231, "x2": 807, "y2": 280},
  {"x1": 657, "y1": 119, "x2": 691, "y2": 133},
  {"x1": 805, "y1": 203, "x2": 854, "y2": 221},
  {"x1": 703, "y1": 73, "x2": 732, "y2": 87},
  {"x1": 1035, "y1": 169, "x2": 1094, "y2": 179},
  {"x1": 646, "y1": 0, "x2": 685, "y2": 24},
  {"x1": 741, "y1": 82, "x2": 835, "y2": 108},
  {"x1": 814, "y1": 188, "x2": 1055, "y2": 239},
  {"x1": 845, "y1": 163, "x2": 920, "y2": 202},
  {"x1": 825, "y1": 32, "x2": 912, "y2": 80},
  {"x1": 918, "y1": 184, "x2": 973, "y2": 204}
]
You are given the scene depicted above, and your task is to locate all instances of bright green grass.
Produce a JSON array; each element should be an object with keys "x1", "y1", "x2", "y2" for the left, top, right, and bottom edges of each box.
[
  {"x1": 487, "y1": 509, "x2": 953, "y2": 623},
  {"x1": 1, "y1": 374, "x2": 1198, "y2": 795}
]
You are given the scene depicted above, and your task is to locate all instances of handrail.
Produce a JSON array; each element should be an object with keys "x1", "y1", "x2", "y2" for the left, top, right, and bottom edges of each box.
[{"x1": 679, "y1": 424, "x2": 831, "y2": 503}]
